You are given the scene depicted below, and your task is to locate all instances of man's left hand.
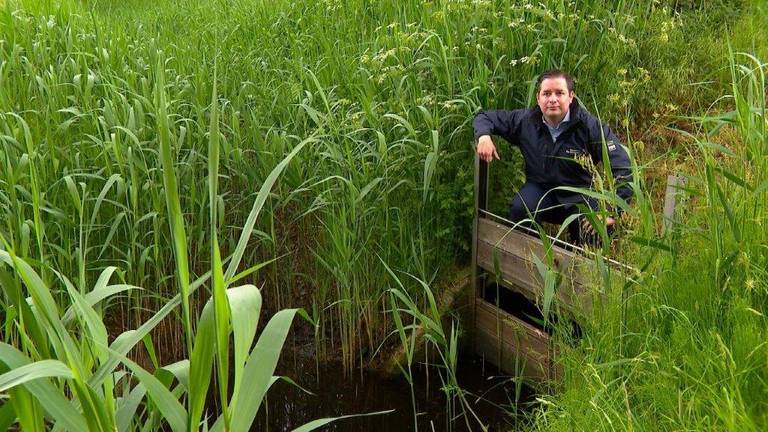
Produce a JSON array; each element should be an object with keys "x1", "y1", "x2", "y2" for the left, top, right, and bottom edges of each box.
[{"x1": 581, "y1": 216, "x2": 616, "y2": 235}]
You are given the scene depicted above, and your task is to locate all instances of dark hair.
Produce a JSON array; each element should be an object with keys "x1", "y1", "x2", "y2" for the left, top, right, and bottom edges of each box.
[{"x1": 536, "y1": 69, "x2": 574, "y2": 93}]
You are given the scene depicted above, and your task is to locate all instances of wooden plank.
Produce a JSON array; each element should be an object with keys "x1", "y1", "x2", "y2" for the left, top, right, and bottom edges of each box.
[
  {"x1": 477, "y1": 241, "x2": 591, "y2": 314},
  {"x1": 476, "y1": 218, "x2": 598, "y2": 314},
  {"x1": 477, "y1": 241, "x2": 542, "y2": 302},
  {"x1": 478, "y1": 218, "x2": 590, "y2": 286},
  {"x1": 474, "y1": 301, "x2": 549, "y2": 358},
  {"x1": 473, "y1": 298, "x2": 554, "y2": 382},
  {"x1": 474, "y1": 330, "x2": 550, "y2": 381}
]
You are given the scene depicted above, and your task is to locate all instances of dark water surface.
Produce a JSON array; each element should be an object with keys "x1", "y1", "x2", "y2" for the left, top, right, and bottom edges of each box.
[{"x1": 254, "y1": 353, "x2": 537, "y2": 431}]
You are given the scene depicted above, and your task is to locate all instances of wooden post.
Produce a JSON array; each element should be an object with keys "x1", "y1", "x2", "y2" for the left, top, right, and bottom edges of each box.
[
  {"x1": 471, "y1": 155, "x2": 488, "y2": 297},
  {"x1": 471, "y1": 154, "x2": 488, "y2": 353},
  {"x1": 662, "y1": 174, "x2": 687, "y2": 234}
]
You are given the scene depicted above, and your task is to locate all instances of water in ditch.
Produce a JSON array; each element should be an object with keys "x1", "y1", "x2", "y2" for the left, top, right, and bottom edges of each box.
[{"x1": 254, "y1": 352, "x2": 537, "y2": 431}]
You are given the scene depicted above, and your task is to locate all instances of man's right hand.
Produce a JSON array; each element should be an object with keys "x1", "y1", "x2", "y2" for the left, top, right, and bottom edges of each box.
[{"x1": 477, "y1": 135, "x2": 500, "y2": 163}]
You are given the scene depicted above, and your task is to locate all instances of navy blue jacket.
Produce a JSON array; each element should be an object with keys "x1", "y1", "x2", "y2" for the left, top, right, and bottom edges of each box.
[{"x1": 473, "y1": 101, "x2": 633, "y2": 208}]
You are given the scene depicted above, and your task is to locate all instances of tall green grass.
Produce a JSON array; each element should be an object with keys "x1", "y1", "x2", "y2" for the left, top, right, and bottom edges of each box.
[
  {"x1": 1, "y1": 0, "x2": 751, "y2": 367},
  {"x1": 0, "y1": 47, "x2": 346, "y2": 430}
]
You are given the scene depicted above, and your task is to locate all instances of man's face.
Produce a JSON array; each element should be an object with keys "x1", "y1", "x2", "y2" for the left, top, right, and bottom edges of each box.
[{"x1": 537, "y1": 77, "x2": 574, "y2": 125}]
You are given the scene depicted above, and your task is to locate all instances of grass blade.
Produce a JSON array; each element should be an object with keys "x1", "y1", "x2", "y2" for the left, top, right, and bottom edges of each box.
[{"x1": 0, "y1": 360, "x2": 73, "y2": 393}]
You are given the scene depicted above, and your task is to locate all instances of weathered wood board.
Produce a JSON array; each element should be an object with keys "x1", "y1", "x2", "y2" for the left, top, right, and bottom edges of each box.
[
  {"x1": 473, "y1": 298, "x2": 561, "y2": 382},
  {"x1": 476, "y1": 218, "x2": 600, "y2": 315},
  {"x1": 662, "y1": 174, "x2": 687, "y2": 234}
]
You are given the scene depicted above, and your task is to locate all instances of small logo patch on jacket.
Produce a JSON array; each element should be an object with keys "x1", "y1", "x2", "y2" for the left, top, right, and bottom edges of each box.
[{"x1": 607, "y1": 141, "x2": 617, "y2": 151}]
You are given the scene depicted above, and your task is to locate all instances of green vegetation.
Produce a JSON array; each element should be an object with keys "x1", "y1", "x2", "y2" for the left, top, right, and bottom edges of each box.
[
  {"x1": 531, "y1": 51, "x2": 768, "y2": 431},
  {"x1": 0, "y1": 0, "x2": 766, "y2": 430}
]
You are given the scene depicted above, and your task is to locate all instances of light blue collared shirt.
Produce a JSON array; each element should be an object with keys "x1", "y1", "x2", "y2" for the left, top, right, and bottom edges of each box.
[{"x1": 543, "y1": 110, "x2": 571, "y2": 143}]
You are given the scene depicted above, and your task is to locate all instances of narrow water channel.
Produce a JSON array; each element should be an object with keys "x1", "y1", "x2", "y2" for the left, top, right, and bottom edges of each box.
[{"x1": 255, "y1": 353, "x2": 537, "y2": 431}]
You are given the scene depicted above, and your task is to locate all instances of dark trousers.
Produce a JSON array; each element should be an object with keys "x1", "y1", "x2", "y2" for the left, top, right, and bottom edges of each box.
[{"x1": 509, "y1": 182, "x2": 610, "y2": 245}]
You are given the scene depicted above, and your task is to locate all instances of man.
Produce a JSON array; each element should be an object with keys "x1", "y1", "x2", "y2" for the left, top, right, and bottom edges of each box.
[{"x1": 473, "y1": 69, "x2": 633, "y2": 245}]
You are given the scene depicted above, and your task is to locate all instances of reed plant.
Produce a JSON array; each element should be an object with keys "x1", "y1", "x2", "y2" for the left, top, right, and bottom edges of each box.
[
  {"x1": 0, "y1": 46, "x2": 358, "y2": 430},
  {"x1": 384, "y1": 261, "x2": 486, "y2": 432},
  {"x1": 1, "y1": 0, "x2": 752, "y2": 367}
]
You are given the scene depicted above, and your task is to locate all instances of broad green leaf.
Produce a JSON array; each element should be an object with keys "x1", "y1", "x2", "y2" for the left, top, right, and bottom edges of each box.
[
  {"x1": 291, "y1": 410, "x2": 395, "y2": 432},
  {"x1": 0, "y1": 267, "x2": 49, "y2": 357},
  {"x1": 0, "y1": 344, "x2": 87, "y2": 431},
  {"x1": 715, "y1": 166, "x2": 753, "y2": 191},
  {"x1": 6, "y1": 386, "x2": 43, "y2": 432},
  {"x1": 228, "y1": 309, "x2": 301, "y2": 432},
  {"x1": 227, "y1": 255, "x2": 282, "y2": 286},
  {"x1": 157, "y1": 360, "x2": 190, "y2": 392},
  {"x1": 63, "y1": 175, "x2": 82, "y2": 213},
  {"x1": 629, "y1": 236, "x2": 672, "y2": 252},
  {"x1": 89, "y1": 174, "x2": 123, "y2": 229},
  {"x1": 383, "y1": 113, "x2": 417, "y2": 137},
  {"x1": 554, "y1": 186, "x2": 632, "y2": 214},
  {"x1": 188, "y1": 300, "x2": 216, "y2": 432},
  {"x1": 714, "y1": 179, "x2": 741, "y2": 242},
  {"x1": 226, "y1": 284, "x2": 262, "y2": 410},
  {"x1": 62, "y1": 283, "x2": 141, "y2": 325},
  {"x1": 115, "y1": 383, "x2": 147, "y2": 432},
  {"x1": 113, "y1": 351, "x2": 187, "y2": 432},
  {"x1": 356, "y1": 177, "x2": 383, "y2": 203},
  {"x1": 0, "y1": 360, "x2": 72, "y2": 393},
  {"x1": 531, "y1": 253, "x2": 556, "y2": 325}
]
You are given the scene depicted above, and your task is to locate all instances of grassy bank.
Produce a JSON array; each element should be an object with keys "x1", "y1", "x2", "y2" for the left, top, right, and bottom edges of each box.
[
  {"x1": 0, "y1": 0, "x2": 766, "y2": 429},
  {"x1": 531, "y1": 52, "x2": 768, "y2": 431}
]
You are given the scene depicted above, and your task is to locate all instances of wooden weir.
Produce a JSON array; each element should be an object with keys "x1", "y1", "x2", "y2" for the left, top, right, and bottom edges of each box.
[
  {"x1": 469, "y1": 153, "x2": 683, "y2": 385},
  {"x1": 470, "y1": 156, "x2": 631, "y2": 384}
]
